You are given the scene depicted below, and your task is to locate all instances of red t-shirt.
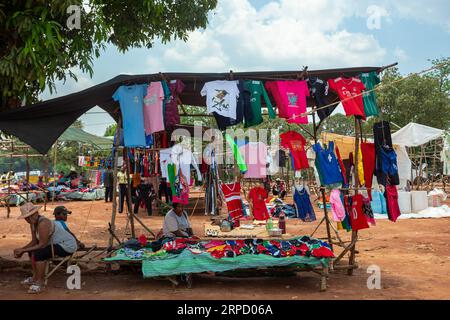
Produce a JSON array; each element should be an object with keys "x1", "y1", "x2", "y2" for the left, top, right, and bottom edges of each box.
[
  {"x1": 280, "y1": 131, "x2": 309, "y2": 170},
  {"x1": 328, "y1": 77, "x2": 366, "y2": 120},
  {"x1": 346, "y1": 194, "x2": 370, "y2": 231},
  {"x1": 249, "y1": 186, "x2": 269, "y2": 221}
]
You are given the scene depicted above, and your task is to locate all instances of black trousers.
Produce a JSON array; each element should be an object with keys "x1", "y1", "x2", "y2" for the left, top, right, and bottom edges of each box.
[
  {"x1": 104, "y1": 186, "x2": 113, "y2": 202},
  {"x1": 158, "y1": 183, "x2": 172, "y2": 203},
  {"x1": 134, "y1": 189, "x2": 153, "y2": 216},
  {"x1": 118, "y1": 184, "x2": 130, "y2": 213}
]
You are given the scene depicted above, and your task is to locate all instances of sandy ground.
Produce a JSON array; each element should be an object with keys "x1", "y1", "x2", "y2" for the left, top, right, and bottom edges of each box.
[{"x1": 1, "y1": 197, "x2": 450, "y2": 300}]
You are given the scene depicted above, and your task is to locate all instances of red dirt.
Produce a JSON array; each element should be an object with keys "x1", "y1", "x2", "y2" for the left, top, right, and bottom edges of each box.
[{"x1": 1, "y1": 198, "x2": 450, "y2": 300}]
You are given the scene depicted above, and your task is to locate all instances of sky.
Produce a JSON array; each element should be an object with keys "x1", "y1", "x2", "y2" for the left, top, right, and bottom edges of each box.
[{"x1": 40, "y1": 0, "x2": 450, "y2": 136}]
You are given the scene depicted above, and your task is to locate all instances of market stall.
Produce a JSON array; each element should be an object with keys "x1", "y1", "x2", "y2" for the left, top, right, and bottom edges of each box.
[{"x1": 0, "y1": 63, "x2": 404, "y2": 291}]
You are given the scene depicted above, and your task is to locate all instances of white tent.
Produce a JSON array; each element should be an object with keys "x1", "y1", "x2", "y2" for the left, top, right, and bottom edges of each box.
[{"x1": 392, "y1": 122, "x2": 444, "y2": 147}]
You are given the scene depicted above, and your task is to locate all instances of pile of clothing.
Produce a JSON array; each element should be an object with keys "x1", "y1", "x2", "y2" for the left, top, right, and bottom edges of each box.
[{"x1": 117, "y1": 236, "x2": 334, "y2": 261}]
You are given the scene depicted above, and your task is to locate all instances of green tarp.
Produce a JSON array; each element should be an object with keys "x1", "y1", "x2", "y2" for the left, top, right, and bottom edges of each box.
[
  {"x1": 59, "y1": 127, "x2": 112, "y2": 150},
  {"x1": 105, "y1": 249, "x2": 329, "y2": 278}
]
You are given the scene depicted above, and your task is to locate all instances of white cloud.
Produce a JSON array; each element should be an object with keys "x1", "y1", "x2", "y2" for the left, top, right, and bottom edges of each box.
[
  {"x1": 394, "y1": 47, "x2": 409, "y2": 62},
  {"x1": 143, "y1": 0, "x2": 387, "y2": 72}
]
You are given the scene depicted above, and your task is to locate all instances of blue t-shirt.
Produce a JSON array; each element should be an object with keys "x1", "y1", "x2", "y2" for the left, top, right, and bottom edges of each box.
[
  {"x1": 112, "y1": 85, "x2": 148, "y2": 147},
  {"x1": 313, "y1": 141, "x2": 343, "y2": 186}
]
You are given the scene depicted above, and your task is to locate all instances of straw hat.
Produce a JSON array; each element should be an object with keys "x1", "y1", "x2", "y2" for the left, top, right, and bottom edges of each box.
[{"x1": 18, "y1": 202, "x2": 42, "y2": 220}]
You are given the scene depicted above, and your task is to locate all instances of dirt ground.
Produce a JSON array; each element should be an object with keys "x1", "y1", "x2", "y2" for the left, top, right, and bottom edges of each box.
[{"x1": 1, "y1": 196, "x2": 450, "y2": 300}]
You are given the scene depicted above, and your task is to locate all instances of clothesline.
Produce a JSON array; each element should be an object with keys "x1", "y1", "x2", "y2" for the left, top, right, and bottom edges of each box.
[{"x1": 290, "y1": 62, "x2": 446, "y2": 121}]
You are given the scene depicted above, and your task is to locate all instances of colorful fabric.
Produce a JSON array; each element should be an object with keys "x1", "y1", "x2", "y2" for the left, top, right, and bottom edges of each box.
[
  {"x1": 359, "y1": 71, "x2": 380, "y2": 117},
  {"x1": 328, "y1": 77, "x2": 366, "y2": 120},
  {"x1": 239, "y1": 142, "x2": 267, "y2": 178},
  {"x1": 330, "y1": 189, "x2": 346, "y2": 222},
  {"x1": 243, "y1": 80, "x2": 276, "y2": 127},
  {"x1": 225, "y1": 134, "x2": 248, "y2": 173},
  {"x1": 248, "y1": 186, "x2": 270, "y2": 221},
  {"x1": 165, "y1": 80, "x2": 185, "y2": 128},
  {"x1": 313, "y1": 141, "x2": 343, "y2": 186},
  {"x1": 221, "y1": 182, "x2": 245, "y2": 220},
  {"x1": 143, "y1": 82, "x2": 165, "y2": 134},
  {"x1": 293, "y1": 187, "x2": 316, "y2": 222},
  {"x1": 280, "y1": 131, "x2": 309, "y2": 170},
  {"x1": 112, "y1": 84, "x2": 147, "y2": 147}
]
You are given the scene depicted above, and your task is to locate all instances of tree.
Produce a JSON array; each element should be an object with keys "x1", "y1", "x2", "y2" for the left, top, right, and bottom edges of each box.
[
  {"x1": 104, "y1": 123, "x2": 117, "y2": 137},
  {"x1": 0, "y1": 0, "x2": 218, "y2": 110},
  {"x1": 377, "y1": 63, "x2": 450, "y2": 130}
]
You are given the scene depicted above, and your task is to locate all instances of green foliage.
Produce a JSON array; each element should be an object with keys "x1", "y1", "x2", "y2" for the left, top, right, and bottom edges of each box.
[
  {"x1": 377, "y1": 61, "x2": 450, "y2": 130},
  {"x1": 104, "y1": 123, "x2": 117, "y2": 137},
  {"x1": 0, "y1": 0, "x2": 218, "y2": 109}
]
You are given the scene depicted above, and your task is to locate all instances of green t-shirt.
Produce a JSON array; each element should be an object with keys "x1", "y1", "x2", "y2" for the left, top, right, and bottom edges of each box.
[
  {"x1": 359, "y1": 71, "x2": 380, "y2": 117},
  {"x1": 161, "y1": 81, "x2": 171, "y2": 124},
  {"x1": 243, "y1": 80, "x2": 276, "y2": 127}
]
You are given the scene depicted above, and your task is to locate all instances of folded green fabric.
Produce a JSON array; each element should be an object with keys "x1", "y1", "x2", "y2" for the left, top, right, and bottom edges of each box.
[{"x1": 141, "y1": 250, "x2": 328, "y2": 278}]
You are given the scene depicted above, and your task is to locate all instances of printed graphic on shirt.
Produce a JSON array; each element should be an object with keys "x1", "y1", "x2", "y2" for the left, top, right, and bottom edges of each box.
[
  {"x1": 287, "y1": 92, "x2": 298, "y2": 106},
  {"x1": 144, "y1": 94, "x2": 158, "y2": 105},
  {"x1": 212, "y1": 90, "x2": 230, "y2": 112}
]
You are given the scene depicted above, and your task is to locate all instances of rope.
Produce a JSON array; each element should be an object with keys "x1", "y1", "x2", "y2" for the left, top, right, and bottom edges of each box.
[{"x1": 287, "y1": 62, "x2": 447, "y2": 121}]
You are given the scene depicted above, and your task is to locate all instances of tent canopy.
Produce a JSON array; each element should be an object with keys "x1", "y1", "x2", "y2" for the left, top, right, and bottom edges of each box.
[
  {"x1": 392, "y1": 122, "x2": 444, "y2": 147},
  {"x1": 0, "y1": 66, "x2": 386, "y2": 154},
  {"x1": 59, "y1": 127, "x2": 113, "y2": 150}
]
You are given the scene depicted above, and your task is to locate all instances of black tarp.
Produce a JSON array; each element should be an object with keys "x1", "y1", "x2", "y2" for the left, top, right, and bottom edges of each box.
[{"x1": 0, "y1": 66, "x2": 383, "y2": 154}]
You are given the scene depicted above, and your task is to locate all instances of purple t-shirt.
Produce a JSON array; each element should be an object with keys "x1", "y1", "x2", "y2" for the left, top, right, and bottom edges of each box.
[{"x1": 164, "y1": 80, "x2": 185, "y2": 128}]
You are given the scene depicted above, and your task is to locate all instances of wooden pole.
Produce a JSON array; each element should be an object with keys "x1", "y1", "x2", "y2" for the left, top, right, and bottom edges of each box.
[
  {"x1": 348, "y1": 117, "x2": 361, "y2": 275},
  {"x1": 108, "y1": 118, "x2": 121, "y2": 248},
  {"x1": 52, "y1": 141, "x2": 58, "y2": 205},
  {"x1": 26, "y1": 147, "x2": 30, "y2": 202},
  {"x1": 312, "y1": 112, "x2": 333, "y2": 252},
  {"x1": 123, "y1": 147, "x2": 136, "y2": 239}
]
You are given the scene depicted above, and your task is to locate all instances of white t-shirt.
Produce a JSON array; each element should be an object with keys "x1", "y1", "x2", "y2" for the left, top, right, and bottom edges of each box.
[
  {"x1": 201, "y1": 80, "x2": 240, "y2": 119},
  {"x1": 163, "y1": 210, "x2": 191, "y2": 238}
]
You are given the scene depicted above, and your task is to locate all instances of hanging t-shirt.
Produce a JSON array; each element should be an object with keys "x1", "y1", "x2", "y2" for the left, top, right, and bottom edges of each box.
[
  {"x1": 313, "y1": 141, "x2": 343, "y2": 186},
  {"x1": 143, "y1": 82, "x2": 165, "y2": 134},
  {"x1": 307, "y1": 77, "x2": 336, "y2": 121},
  {"x1": 359, "y1": 71, "x2": 380, "y2": 117},
  {"x1": 328, "y1": 77, "x2": 366, "y2": 120},
  {"x1": 248, "y1": 186, "x2": 269, "y2": 221},
  {"x1": 159, "y1": 145, "x2": 202, "y2": 185},
  {"x1": 112, "y1": 84, "x2": 147, "y2": 147},
  {"x1": 265, "y1": 81, "x2": 309, "y2": 123},
  {"x1": 164, "y1": 80, "x2": 185, "y2": 129},
  {"x1": 243, "y1": 80, "x2": 276, "y2": 127},
  {"x1": 239, "y1": 142, "x2": 267, "y2": 178},
  {"x1": 265, "y1": 81, "x2": 286, "y2": 117},
  {"x1": 221, "y1": 183, "x2": 244, "y2": 220},
  {"x1": 280, "y1": 131, "x2": 309, "y2": 170},
  {"x1": 347, "y1": 194, "x2": 370, "y2": 231},
  {"x1": 213, "y1": 80, "x2": 248, "y2": 130},
  {"x1": 201, "y1": 80, "x2": 240, "y2": 119}
]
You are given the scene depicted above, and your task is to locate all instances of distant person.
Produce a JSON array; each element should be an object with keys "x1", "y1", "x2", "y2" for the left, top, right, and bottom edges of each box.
[
  {"x1": 103, "y1": 166, "x2": 114, "y2": 202},
  {"x1": 36, "y1": 176, "x2": 45, "y2": 189},
  {"x1": 117, "y1": 166, "x2": 130, "y2": 213},
  {"x1": 53, "y1": 206, "x2": 85, "y2": 250},
  {"x1": 134, "y1": 177, "x2": 156, "y2": 216},
  {"x1": 13, "y1": 203, "x2": 78, "y2": 294},
  {"x1": 158, "y1": 177, "x2": 172, "y2": 204},
  {"x1": 1, "y1": 171, "x2": 7, "y2": 184},
  {"x1": 272, "y1": 178, "x2": 286, "y2": 199}
]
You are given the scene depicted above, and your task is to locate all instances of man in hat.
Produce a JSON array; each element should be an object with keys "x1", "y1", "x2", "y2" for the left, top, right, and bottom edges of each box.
[
  {"x1": 272, "y1": 178, "x2": 286, "y2": 199},
  {"x1": 13, "y1": 202, "x2": 78, "y2": 293},
  {"x1": 53, "y1": 206, "x2": 85, "y2": 250}
]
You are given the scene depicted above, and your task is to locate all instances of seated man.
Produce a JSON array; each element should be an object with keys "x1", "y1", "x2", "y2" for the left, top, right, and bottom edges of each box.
[
  {"x1": 162, "y1": 202, "x2": 194, "y2": 239},
  {"x1": 13, "y1": 202, "x2": 78, "y2": 294},
  {"x1": 272, "y1": 178, "x2": 286, "y2": 199},
  {"x1": 53, "y1": 206, "x2": 85, "y2": 250}
]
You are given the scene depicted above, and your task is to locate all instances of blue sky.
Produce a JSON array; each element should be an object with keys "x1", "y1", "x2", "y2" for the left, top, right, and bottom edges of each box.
[{"x1": 41, "y1": 0, "x2": 450, "y2": 136}]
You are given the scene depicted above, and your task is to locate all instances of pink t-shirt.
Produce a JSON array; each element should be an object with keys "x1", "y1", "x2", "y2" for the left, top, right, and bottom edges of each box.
[
  {"x1": 143, "y1": 82, "x2": 165, "y2": 134},
  {"x1": 239, "y1": 142, "x2": 267, "y2": 178},
  {"x1": 265, "y1": 81, "x2": 310, "y2": 123}
]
